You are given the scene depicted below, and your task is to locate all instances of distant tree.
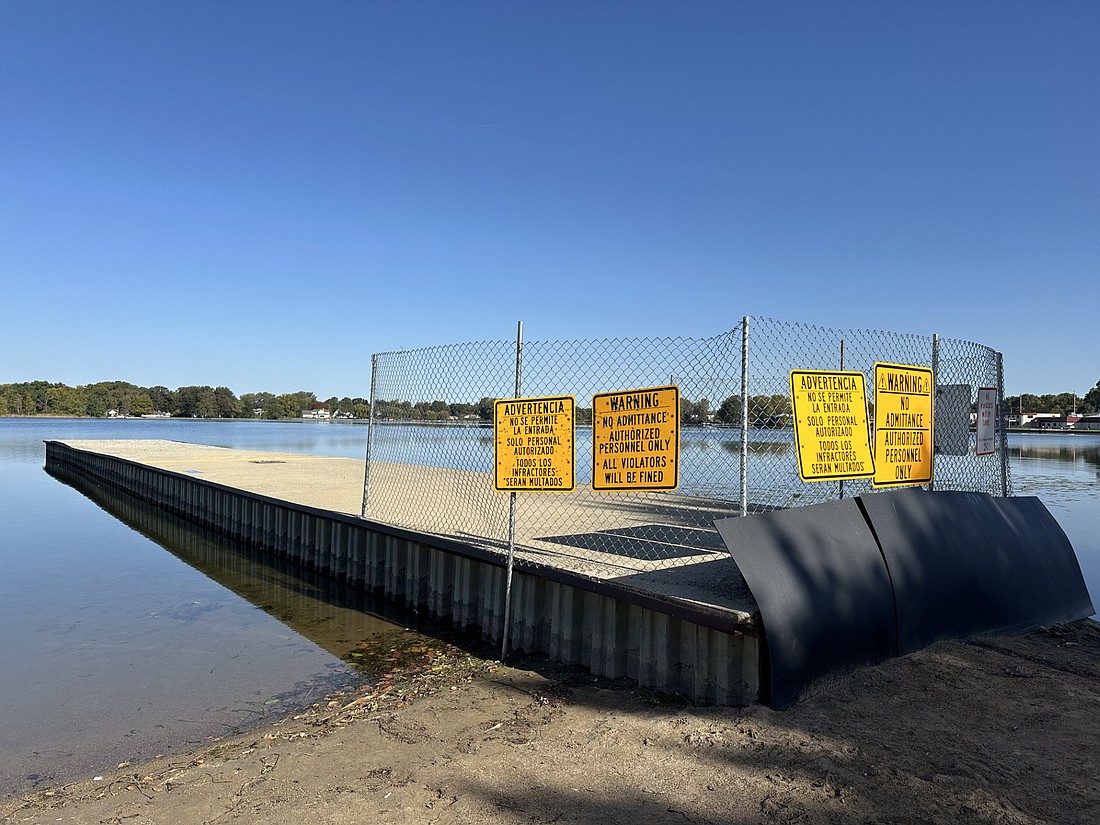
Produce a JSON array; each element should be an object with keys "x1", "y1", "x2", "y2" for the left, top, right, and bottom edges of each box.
[
  {"x1": 696, "y1": 397, "x2": 710, "y2": 423},
  {"x1": 267, "y1": 394, "x2": 299, "y2": 419},
  {"x1": 375, "y1": 399, "x2": 413, "y2": 420},
  {"x1": 292, "y1": 391, "x2": 318, "y2": 413},
  {"x1": 47, "y1": 384, "x2": 86, "y2": 416},
  {"x1": 327, "y1": 396, "x2": 369, "y2": 416},
  {"x1": 84, "y1": 380, "x2": 147, "y2": 416},
  {"x1": 1084, "y1": 380, "x2": 1100, "y2": 414},
  {"x1": 680, "y1": 397, "x2": 711, "y2": 425},
  {"x1": 22, "y1": 381, "x2": 51, "y2": 415},
  {"x1": 1021, "y1": 393, "x2": 1043, "y2": 412},
  {"x1": 714, "y1": 394, "x2": 791, "y2": 427},
  {"x1": 750, "y1": 394, "x2": 792, "y2": 427},
  {"x1": 213, "y1": 386, "x2": 242, "y2": 418},
  {"x1": 129, "y1": 393, "x2": 154, "y2": 416},
  {"x1": 239, "y1": 392, "x2": 274, "y2": 416},
  {"x1": 177, "y1": 386, "x2": 217, "y2": 418},
  {"x1": 84, "y1": 387, "x2": 110, "y2": 417},
  {"x1": 716, "y1": 395, "x2": 742, "y2": 425},
  {"x1": 148, "y1": 386, "x2": 176, "y2": 414},
  {"x1": 1, "y1": 388, "x2": 23, "y2": 415},
  {"x1": 1038, "y1": 392, "x2": 1078, "y2": 415},
  {"x1": 259, "y1": 398, "x2": 281, "y2": 419}
]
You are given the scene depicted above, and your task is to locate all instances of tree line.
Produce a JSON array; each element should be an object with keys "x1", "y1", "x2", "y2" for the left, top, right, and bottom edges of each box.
[
  {"x1": 4, "y1": 378, "x2": 1098, "y2": 421},
  {"x1": 0, "y1": 381, "x2": 352, "y2": 420},
  {"x1": 0, "y1": 379, "x2": 794, "y2": 425},
  {"x1": 1004, "y1": 387, "x2": 1100, "y2": 417}
]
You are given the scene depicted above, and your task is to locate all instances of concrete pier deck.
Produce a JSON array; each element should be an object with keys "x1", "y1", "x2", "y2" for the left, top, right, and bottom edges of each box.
[
  {"x1": 45, "y1": 439, "x2": 761, "y2": 705},
  {"x1": 54, "y1": 439, "x2": 758, "y2": 617},
  {"x1": 57, "y1": 439, "x2": 369, "y2": 511}
]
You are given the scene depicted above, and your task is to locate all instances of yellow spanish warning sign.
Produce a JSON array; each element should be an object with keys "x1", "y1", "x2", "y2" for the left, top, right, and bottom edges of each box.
[
  {"x1": 873, "y1": 362, "x2": 934, "y2": 488},
  {"x1": 790, "y1": 370, "x2": 875, "y2": 482},
  {"x1": 591, "y1": 385, "x2": 679, "y2": 491},
  {"x1": 494, "y1": 396, "x2": 575, "y2": 492}
]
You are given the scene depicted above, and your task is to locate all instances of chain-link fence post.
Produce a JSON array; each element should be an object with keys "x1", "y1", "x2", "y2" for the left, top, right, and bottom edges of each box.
[
  {"x1": 839, "y1": 338, "x2": 846, "y2": 500},
  {"x1": 930, "y1": 333, "x2": 940, "y2": 492},
  {"x1": 501, "y1": 321, "x2": 523, "y2": 661},
  {"x1": 360, "y1": 353, "x2": 379, "y2": 519},
  {"x1": 740, "y1": 317, "x2": 750, "y2": 517}
]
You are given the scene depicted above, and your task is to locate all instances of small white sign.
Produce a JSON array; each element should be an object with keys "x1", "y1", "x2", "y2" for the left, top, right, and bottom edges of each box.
[{"x1": 976, "y1": 387, "x2": 997, "y2": 456}]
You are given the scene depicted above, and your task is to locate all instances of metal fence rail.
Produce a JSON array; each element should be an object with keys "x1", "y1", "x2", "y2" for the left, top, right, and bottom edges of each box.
[{"x1": 361, "y1": 317, "x2": 1008, "y2": 576}]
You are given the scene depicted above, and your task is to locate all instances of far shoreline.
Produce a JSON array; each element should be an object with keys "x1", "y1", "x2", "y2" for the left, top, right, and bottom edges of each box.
[{"x1": 5, "y1": 414, "x2": 1100, "y2": 435}]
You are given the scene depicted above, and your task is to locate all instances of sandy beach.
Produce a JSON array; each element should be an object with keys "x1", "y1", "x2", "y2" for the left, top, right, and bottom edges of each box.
[{"x1": 3, "y1": 619, "x2": 1098, "y2": 825}]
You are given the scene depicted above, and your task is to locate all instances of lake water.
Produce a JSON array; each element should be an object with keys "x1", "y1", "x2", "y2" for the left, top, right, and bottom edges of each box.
[
  {"x1": 1006, "y1": 432, "x2": 1100, "y2": 616},
  {"x1": 0, "y1": 418, "x2": 402, "y2": 797},
  {"x1": 1, "y1": 418, "x2": 1097, "y2": 798}
]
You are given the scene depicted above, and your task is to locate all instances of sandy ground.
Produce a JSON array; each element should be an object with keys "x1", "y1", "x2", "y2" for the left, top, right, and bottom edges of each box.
[{"x1": 3, "y1": 620, "x2": 1098, "y2": 825}]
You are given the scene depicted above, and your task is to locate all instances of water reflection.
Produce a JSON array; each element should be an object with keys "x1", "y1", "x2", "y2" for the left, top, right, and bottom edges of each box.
[
  {"x1": 1010, "y1": 440, "x2": 1100, "y2": 479},
  {"x1": 720, "y1": 438, "x2": 792, "y2": 456},
  {"x1": 46, "y1": 461, "x2": 463, "y2": 662},
  {"x1": 1007, "y1": 434, "x2": 1100, "y2": 617}
]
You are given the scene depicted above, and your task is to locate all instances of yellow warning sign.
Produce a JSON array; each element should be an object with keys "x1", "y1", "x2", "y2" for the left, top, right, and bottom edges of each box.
[
  {"x1": 873, "y1": 362, "x2": 934, "y2": 488},
  {"x1": 790, "y1": 370, "x2": 875, "y2": 482},
  {"x1": 591, "y1": 385, "x2": 679, "y2": 491},
  {"x1": 494, "y1": 396, "x2": 575, "y2": 492}
]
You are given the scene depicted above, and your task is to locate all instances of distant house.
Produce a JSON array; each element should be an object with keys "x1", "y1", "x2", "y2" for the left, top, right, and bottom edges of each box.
[
  {"x1": 301, "y1": 407, "x2": 331, "y2": 420},
  {"x1": 1075, "y1": 415, "x2": 1100, "y2": 431},
  {"x1": 1031, "y1": 413, "x2": 1080, "y2": 430}
]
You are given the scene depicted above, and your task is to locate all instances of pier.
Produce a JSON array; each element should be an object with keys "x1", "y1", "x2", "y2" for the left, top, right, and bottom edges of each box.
[{"x1": 45, "y1": 439, "x2": 762, "y2": 705}]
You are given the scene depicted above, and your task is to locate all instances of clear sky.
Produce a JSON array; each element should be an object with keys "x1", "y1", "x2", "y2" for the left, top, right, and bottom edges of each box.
[{"x1": 2, "y1": 1, "x2": 1097, "y2": 400}]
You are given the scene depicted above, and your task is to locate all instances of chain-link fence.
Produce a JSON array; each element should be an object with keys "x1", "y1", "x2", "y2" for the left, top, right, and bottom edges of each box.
[{"x1": 361, "y1": 317, "x2": 1008, "y2": 580}]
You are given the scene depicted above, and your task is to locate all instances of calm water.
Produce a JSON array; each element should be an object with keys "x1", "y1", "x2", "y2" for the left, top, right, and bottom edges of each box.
[
  {"x1": 0, "y1": 418, "x2": 395, "y2": 797},
  {"x1": 1, "y1": 419, "x2": 1096, "y2": 797},
  {"x1": 1007, "y1": 432, "x2": 1100, "y2": 615}
]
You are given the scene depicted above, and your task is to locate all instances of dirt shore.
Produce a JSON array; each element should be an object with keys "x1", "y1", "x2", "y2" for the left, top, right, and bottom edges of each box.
[{"x1": 3, "y1": 620, "x2": 1098, "y2": 825}]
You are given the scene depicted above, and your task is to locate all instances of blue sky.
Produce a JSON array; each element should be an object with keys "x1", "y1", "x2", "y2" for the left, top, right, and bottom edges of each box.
[{"x1": 2, "y1": 1, "x2": 1097, "y2": 399}]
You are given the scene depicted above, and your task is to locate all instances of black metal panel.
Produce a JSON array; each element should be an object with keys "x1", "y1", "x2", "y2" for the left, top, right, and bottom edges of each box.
[
  {"x1": 717, "y1": 488, "x2": 1094, "y2": 710},
  {"x1": 860, "y1": 489, "x2": 1095, "y2": 652},
  {"x1": 715, "y1": 500, "x2": 897, "y2": 710}
]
